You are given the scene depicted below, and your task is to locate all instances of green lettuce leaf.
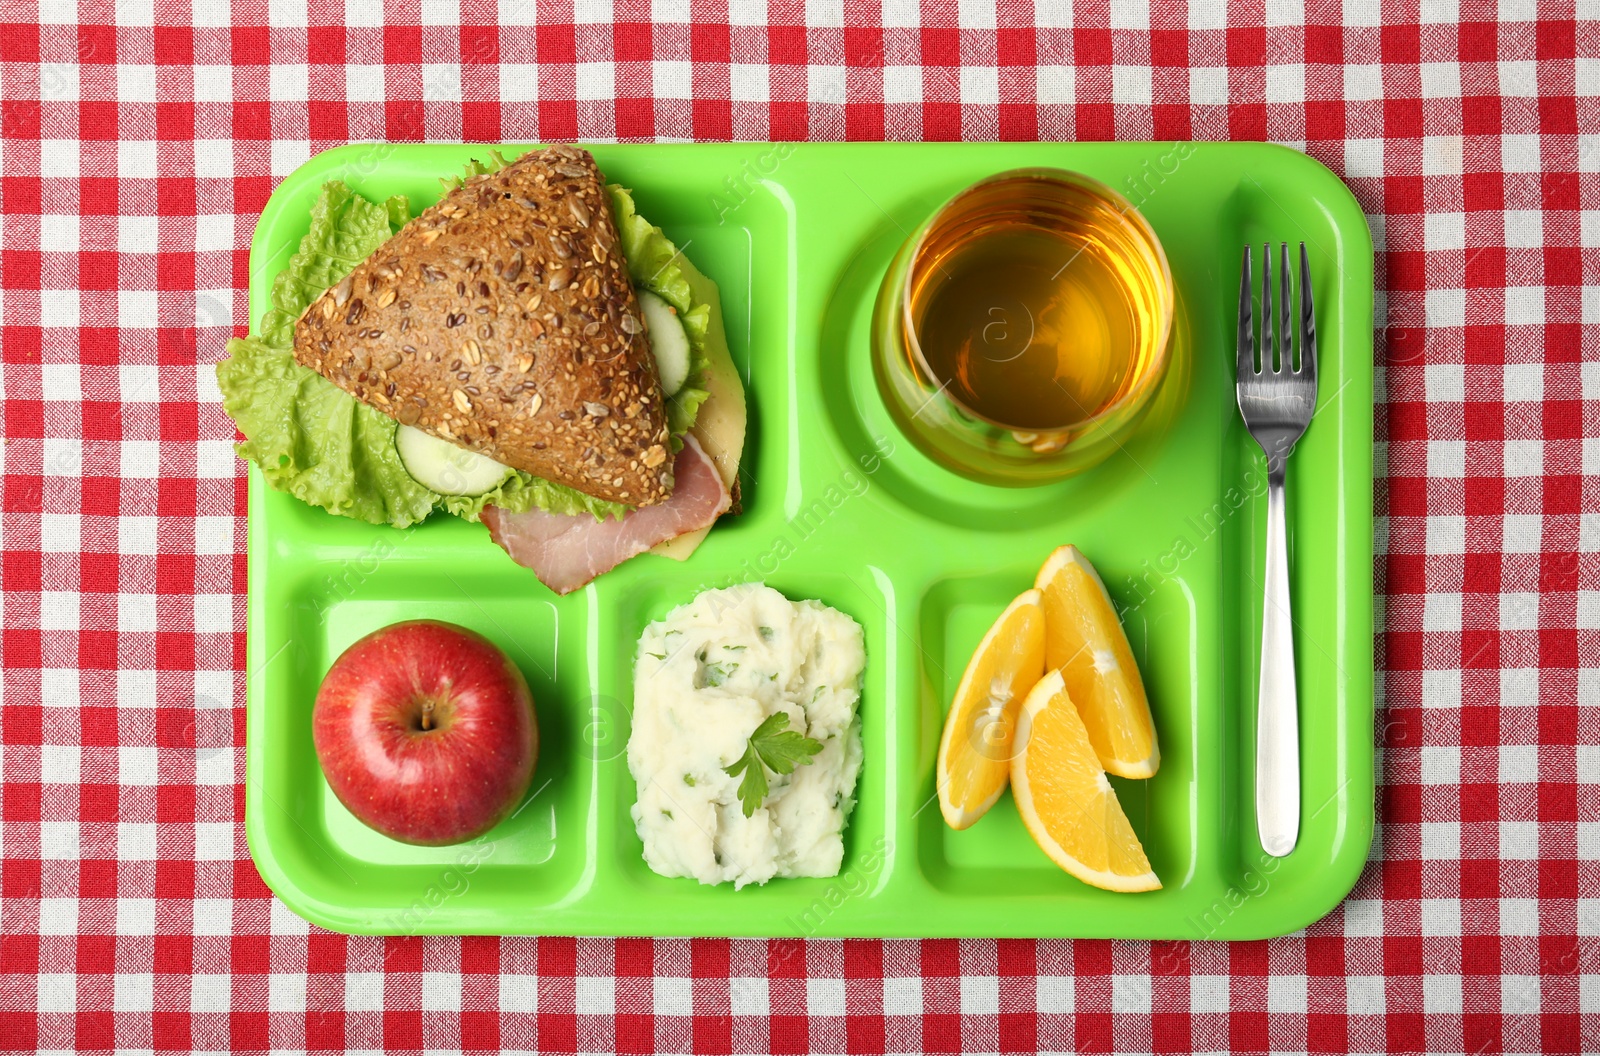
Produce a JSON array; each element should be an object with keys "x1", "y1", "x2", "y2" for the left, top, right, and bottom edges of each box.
[
  {"x1": 438, "y1": 468, "x2": 626, "y2": 521},
  {"x1": 220, "y1": 333, "x2": 439, "y2": 526},
  {"x1": 255, "y1": 180, "x2": 407, "y2": 346},
  {"x1": 218, "y1": 185, "x2": 440, "y2": 527},
  {"x1": 440, "y1": 148, "x2": 513, "y2": 192},
  {"x1": 605, "y1": 184, "x2": 712, "y2": 444},
  {"x1": 217, "y1": 179, "x2": 625, "y2": 527}
]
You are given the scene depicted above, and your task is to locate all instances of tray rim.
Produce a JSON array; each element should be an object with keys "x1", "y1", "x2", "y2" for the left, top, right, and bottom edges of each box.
[{"x1": 243, "y1": 140, "x2": 1377, "y2": 939}]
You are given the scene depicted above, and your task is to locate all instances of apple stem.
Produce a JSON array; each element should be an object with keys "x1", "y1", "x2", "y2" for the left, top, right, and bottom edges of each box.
[{"x1": 421, "y1": 699, "x2": 434, "y2": 732}]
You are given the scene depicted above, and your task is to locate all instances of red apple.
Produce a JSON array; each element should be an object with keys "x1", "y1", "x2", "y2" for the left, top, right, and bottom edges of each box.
[{"x1": 312, "y1": 620, "x2": 537, "y2": 846}]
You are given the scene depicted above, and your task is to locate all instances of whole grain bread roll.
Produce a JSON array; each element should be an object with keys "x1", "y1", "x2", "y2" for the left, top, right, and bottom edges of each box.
[{"x1": 293, "y1": 144, "x2": 673, "y2": 507}]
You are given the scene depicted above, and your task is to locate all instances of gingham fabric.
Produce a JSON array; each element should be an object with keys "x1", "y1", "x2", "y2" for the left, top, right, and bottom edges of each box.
[{"x1": 0, "y1": 1, "x2": 1594, "y2": 1053}]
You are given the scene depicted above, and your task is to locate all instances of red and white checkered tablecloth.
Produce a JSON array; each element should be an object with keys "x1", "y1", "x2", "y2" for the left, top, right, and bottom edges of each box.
[{"x1": 0, "y1": 1, "x2": 1595, "y2": 1053}]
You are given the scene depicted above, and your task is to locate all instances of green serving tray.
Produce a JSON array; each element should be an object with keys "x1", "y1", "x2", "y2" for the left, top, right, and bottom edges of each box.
[{"x1": 244, "y1": 142, "x2": 1374, "y2": 939}]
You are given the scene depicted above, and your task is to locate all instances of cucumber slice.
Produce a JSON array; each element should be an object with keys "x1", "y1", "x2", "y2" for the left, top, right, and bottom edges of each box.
[
  {"x1": 395, "y1": 424, "x2": 513, "y2": 496},
  {"x1": 639, "y1": 290, "x2": 690, "y2": 397}
]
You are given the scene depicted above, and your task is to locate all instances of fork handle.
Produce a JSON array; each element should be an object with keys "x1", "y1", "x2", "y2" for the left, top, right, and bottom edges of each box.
[{"x1": 1256, "y1": 463, "x2": 1299, "y2": 857}]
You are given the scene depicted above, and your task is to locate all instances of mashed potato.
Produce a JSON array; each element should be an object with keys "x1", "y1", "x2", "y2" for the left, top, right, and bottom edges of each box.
[{"x1": 628, "y1": 584, "x2": 865, "y2": 888}]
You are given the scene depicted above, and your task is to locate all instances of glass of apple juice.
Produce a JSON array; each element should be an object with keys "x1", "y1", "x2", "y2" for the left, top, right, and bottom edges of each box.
[{"x1": 872, "y1": 168, "x2": 1175, "y2": 485}]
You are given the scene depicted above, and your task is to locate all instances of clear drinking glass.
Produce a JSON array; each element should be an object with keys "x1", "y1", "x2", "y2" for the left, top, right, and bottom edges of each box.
[{"x1": 872, "y1": 168, "x2": 1175, "y2": 486}]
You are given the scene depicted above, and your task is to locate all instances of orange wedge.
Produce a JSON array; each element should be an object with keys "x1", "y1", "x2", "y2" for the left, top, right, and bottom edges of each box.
[
  {"x1": 936, "y1": 589, "x2": 1046, "y2": 829},
  {"x1": 1011, "y1": 669, "x2": 1161, "y2": 892},
  {"x1": 1034, "y1": 545, "x2": 1159, "y2": 779}
]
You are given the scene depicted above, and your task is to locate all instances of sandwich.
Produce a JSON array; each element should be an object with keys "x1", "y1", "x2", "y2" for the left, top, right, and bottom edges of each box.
[{"x1": 217, "y1": 145, "x2": 746, "y2": 593}]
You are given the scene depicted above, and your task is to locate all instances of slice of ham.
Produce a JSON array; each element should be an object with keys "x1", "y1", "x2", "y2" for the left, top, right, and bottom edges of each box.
[{"x1": 481, "y1": 434, "x2": 732, "y2": 594}]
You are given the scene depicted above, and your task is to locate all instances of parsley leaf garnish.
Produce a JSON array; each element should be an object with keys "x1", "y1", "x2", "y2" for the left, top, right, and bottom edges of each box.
[
  {"x1": 698, "y1": 661, "x2": 737, "y2": 688},
  {"x1": 722, "y1": 712, "x2": 824, "y2": 817}
]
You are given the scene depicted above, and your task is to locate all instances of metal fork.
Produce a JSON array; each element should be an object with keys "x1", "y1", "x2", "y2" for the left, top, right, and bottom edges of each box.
[{"x1": 1236, "y1": 242, "x2": 1317, "y2": 858}]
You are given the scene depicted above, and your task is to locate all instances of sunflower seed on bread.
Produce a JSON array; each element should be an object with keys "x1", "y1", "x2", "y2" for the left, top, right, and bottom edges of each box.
[{"x1": 293, "y1": 144, "x2": 673, "y2": 507}]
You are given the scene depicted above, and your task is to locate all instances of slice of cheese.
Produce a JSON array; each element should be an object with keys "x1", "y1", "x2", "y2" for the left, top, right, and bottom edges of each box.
[{"x1": 650, "y1": 257, "x2": 746, "y2": 560}]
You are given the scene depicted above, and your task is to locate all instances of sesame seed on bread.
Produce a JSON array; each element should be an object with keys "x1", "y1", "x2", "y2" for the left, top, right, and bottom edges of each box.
[{"x1": 292, "y1": 144, "x2": 673, "y2": 507}]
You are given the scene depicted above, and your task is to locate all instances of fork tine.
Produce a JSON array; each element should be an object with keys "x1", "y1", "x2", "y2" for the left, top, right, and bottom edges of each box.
[
  {"x1": 1279, "y1": 243, "x2": 1292, "y2": 373},
  {"x1": 1260, "y1": 243, "x2": 1274, "y2": 372},
  {"x1": 1299, "y1": 242, "x2": 1317, "y2": 378},
  {"x1": 1238, "y1": 246, "x2": 1254, "y2": 376}
]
